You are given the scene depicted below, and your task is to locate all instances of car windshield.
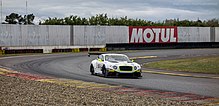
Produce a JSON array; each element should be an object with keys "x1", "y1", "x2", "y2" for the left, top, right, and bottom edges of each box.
[{"x1": 105, "y1": 55, "x2": 131, "y2": 62}]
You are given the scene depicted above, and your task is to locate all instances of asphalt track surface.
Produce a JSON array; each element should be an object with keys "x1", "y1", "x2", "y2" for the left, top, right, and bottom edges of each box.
[{"x1": 0, "y1": 49, "x2": 219, "y2": 98}]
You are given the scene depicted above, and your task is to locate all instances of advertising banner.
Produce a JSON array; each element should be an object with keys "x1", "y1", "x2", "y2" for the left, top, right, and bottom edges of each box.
[{"x1": 129, "y1": 26, "x2": 178, "y2": 43}]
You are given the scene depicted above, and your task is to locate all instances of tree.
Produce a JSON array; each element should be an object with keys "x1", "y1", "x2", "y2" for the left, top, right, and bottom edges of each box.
[
  {"x1": 205, "y1": 18, "x2": 219, "y2": 27},
  {"x1": 5, "y1": 13, "x2": 35, "y2": 25},
  {"x1": 42, "y1": 17, "x2": 64, "y2": 25},
  {"x1": 5, "y1": 13, "x2": 22, "y2": 24},
  {"x1": 24, "y1": 14, "x2": 35, "y2": 25}
]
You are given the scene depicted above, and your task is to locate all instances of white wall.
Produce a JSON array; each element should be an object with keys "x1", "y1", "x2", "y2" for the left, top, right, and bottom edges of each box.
[
  {"x1": 0, "y1": 25, "x2": 71, "y2": 46},
  {"x1": 178, "y1": 27, "x2": 211, "y2": 42},
  {"x1": 73, "y1": 25, "x2": 106, "y2": 46},
  {"x1": 105, "y1": 26, "x2": 129, "y2": 44},
  {"x1": 215, "y1": 27, "x2": 219, "y2": 42}
]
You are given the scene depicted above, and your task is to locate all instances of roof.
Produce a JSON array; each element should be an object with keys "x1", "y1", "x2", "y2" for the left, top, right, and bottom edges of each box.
[
  {"x1": 88, "y1": 52, "x2": 127, "y2": 57},
  {"x1": 102, "y1": 53, "x2": 127, "y2": 56}
]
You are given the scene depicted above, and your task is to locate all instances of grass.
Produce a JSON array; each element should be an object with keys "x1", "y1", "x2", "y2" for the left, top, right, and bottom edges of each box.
[{"x1": 144, "y1": 56, "x2": 219, "y2": 74}]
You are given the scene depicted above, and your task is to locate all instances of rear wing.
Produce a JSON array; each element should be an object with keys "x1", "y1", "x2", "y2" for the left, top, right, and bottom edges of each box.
[{"x1": 88, "y1": 52, "x2": 106, "y2": 57}]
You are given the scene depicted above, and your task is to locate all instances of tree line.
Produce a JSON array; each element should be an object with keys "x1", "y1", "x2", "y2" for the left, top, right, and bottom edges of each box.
[
  {"x1": 3, "y1": 13, "x2": 219, "y2": 27},
  {"x1": 41, "y1": 14, "x2": 219, "y2": 27}
]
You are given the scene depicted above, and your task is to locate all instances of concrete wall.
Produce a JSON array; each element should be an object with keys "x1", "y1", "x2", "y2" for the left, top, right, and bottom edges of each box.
[
  {"x1": 105, "y1": 26, "x2": 129, "y2": 44},
  {"x1": 0, "y1": 24, "x2": 21, "y2": 46},
  {"x1": 73, "y1": 25, "x2": 106, "y2": 46},
  {"x1": 47, "y1": 25, "x2": 71, "y2": 46},
  {"x1": 0, "y1": 25, "x2": 71, "y2": 46},
  {"x1": 178, "y1": 27, "x2": 211, "y2": 42},
  {"x1": 215, "y1": 27, "x2": 219, "y2": 42},
  {"x1": 73, "y1": 26, "x2": 129, "y2": 46}
]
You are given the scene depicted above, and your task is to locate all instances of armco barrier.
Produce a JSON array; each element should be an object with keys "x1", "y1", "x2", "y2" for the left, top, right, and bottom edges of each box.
[
  {"x1": 0, "y1": 50, "x2": 5, "y2": 55},
  {"x1": 79, "y1": 48, "x2": 89, "y2": 52},
  {"x1": 52, "y1": 49, "x2": 72, "y2": 53},
  {"x1": 99, "y1": 48, "x2": 107, "y2": 52},
  {"x1": 72, "y1": 48, "x2": 80, "y2": 53},
  {"x1": 106, "y1": 42, "x2": 219, "y2": 50},
  {"x1": 4, "y1": 49, "x2": 43, "y2": 54}
]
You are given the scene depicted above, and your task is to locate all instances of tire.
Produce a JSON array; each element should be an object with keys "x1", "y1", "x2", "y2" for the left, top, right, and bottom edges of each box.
[
  {"x1": 102, "y1": 66, "x2": 108, "y2": 78},
  {"x1": 132, "y1": 73, "x2": 142, "y2": 78},
  {"x1": 90, "y1": 65, "x2": 94, "y2": 75},
  {"x1": 136, "y1": 73, "x2": 142, "y2": 78}
]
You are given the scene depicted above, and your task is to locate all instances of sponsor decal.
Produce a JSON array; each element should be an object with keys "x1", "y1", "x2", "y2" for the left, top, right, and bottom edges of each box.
[{"x1": 129, "y1": 26, "x2": 178, "y2": 43}]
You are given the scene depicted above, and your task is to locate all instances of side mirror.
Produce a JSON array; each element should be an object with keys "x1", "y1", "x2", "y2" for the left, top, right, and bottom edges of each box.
[{"x1": 98, "y1": 59, "x2": 103, "y2": 62}]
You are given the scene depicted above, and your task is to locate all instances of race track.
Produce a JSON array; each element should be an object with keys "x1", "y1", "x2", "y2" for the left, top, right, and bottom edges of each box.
[{"x1": 1, "y1": 49, "x2": 219, "y2": 97}]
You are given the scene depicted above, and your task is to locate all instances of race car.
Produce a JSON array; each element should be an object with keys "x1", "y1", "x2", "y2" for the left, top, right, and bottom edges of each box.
[{"x1": 89, "y1": 53, "x2": 142, "y2": 78}]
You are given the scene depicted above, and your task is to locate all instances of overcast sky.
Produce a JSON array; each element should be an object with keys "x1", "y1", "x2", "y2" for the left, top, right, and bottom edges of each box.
[{"x1": 1, "y1": 0, "x2": 219, "y2": 23}]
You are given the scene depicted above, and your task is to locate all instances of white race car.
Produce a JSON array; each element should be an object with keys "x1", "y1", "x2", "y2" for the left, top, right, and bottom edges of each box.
[{"x1": 89, "y1": 53, "x2": 142, "y2": 78}]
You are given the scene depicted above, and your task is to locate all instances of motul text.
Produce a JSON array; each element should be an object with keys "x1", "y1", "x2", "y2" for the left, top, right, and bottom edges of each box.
[{"x1": 129, "y1": 26, "x2": 178, "y2": 43}]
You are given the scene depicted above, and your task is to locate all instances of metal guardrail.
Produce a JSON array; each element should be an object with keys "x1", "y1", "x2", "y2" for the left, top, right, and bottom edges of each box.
[
  {"x1": 0, "y1": 50, "x2": 4, "y2": 55},
  {"x1": 0, "y1": 46, "x2": 106, "y2": 54}
]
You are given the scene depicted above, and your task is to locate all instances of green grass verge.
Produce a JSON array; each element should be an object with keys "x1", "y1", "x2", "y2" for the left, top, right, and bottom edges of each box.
[{"x1": 144, "y1": 56, "x2": 219, "y2": 74}]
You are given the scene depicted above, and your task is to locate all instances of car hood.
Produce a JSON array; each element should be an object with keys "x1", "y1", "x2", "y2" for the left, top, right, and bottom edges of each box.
[{"x1": 105, "y1": 61, "x2": 140, "y2": 67}]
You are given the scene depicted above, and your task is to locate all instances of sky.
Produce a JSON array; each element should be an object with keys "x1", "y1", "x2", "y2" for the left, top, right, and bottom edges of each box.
[{"x1": 1, "y1": 0, "x2": 219, "y2": 24}]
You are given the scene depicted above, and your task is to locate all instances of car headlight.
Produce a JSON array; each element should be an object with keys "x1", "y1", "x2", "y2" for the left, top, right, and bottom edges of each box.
[
  {"x1": 134, "y1": 66, "x2": 141, "y2": 70},
  {"x1": 113, "y1": 66, "x2": 117, "y2": 70},
  {"x1": 134, "y1": 66, "x2": 138, "y2": 70}
]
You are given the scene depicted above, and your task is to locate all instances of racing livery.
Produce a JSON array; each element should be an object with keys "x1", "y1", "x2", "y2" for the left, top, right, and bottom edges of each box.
[{"x1": 89, "y1": 53, "x2": 142, "y2": 78}]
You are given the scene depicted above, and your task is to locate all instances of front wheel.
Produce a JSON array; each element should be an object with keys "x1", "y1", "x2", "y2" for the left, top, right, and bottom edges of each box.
[
  {"x1": 102, "y1": 66, "x2": 108, "y2": 78},
  {"x1": 133, "y1": 73, "x2": 142, "y2": 78},
  {"x1": 90, "y1": 65, "x2": 94, "y2": 75}
]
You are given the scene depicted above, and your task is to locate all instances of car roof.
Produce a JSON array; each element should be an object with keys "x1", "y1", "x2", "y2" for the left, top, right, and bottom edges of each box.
[{"x1": 102, "y1": 54, "x2": 127, "y2": 56}]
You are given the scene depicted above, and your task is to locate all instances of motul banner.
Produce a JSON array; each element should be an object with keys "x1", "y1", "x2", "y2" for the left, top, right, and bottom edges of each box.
[{"x1": 129, "y1": 26, "x2": 178, "y2": 43}]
